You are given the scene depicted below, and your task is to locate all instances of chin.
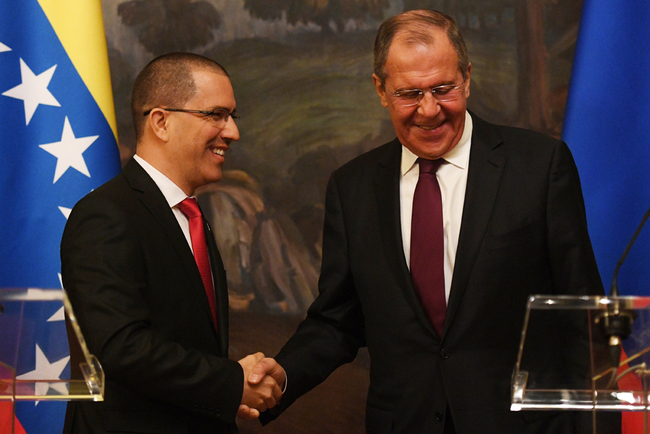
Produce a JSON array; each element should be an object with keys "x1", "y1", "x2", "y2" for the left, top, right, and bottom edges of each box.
[{"x1": 410, "y1": 144, "x2": 451, "y2": 159}]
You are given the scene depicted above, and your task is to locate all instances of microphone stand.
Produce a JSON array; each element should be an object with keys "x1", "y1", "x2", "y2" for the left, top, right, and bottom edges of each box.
[{"x1": 595, "y1": 204, "x2": 650, "y2": 431}]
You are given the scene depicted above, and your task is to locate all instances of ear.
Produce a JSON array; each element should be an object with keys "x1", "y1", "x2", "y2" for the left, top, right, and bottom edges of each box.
[
  {"x1": 463, "y1": 63, "x2": 472, "y2": 98},
  {"x1": 148, "y1": 108, "x2": 170, "y2": 142},
  {"x1": 372, "y1": 73, "x2": 389, "y2": 108}
]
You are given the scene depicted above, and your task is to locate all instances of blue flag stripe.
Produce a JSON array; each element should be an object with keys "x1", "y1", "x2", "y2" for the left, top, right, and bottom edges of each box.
[
  {"x1": 563, "y1": 1, "x2": 650, "y2": 297},
  {"x1": 0, "y1": 1, "x2": 120, "y2": 432}
]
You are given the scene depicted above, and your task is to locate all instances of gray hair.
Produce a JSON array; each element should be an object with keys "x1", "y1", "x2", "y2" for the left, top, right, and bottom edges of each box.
[{"x1": 374, "y1": 9, "x2": 469, "y2": 84}]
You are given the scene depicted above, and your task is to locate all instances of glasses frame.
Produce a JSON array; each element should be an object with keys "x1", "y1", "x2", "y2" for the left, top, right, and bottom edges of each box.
[
  {"x1": 387, "y1": 80, "x2": 466, "y2": 107},
  {"x1": 143, "y1": 107, "x2": 239, "y2": 127}
]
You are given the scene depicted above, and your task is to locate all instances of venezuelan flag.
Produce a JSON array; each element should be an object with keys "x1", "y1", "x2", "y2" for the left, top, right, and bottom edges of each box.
[{"x1": 0, "y1": 1, "x2": 120, "y2": 432}]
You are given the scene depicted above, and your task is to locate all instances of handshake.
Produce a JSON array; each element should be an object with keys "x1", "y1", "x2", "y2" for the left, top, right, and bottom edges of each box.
[{"x1": 237, "y1": 353, "x2": 286, "y2": 420}]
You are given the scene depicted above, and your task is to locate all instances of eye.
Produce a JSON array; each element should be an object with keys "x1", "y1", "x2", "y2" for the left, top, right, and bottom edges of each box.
[
  {"x1": 432, "y1": 85, "x2": 454, "y2": 95},
  {"x1": 210, "y1": 111, "x2": 228, "y2": 122},
  {"x1": 396, "y1": 89, "x2": 422, "y2": 99}
]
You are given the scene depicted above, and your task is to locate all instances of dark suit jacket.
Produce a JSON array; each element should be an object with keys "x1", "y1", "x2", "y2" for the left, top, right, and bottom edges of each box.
[
  {"x1": 266, "y1": 114, "x2": 619, "y2": 433},
  {"x1": 61, "y1": 159, "x2": 243, "y2": 433}
]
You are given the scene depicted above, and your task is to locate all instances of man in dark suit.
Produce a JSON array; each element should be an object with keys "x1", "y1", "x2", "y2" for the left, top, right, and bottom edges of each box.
[
  {"x1": 61, "y1": 52, "x2": 285, "y2": 433},
  {"x1": 252, "y1": 10, "x2": 620, "y2": 434}
]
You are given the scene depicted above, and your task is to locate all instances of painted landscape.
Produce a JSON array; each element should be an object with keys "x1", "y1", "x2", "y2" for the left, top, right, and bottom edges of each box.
[{"x1": 100, "y1": 1, "x2": 582, "y2": 431}]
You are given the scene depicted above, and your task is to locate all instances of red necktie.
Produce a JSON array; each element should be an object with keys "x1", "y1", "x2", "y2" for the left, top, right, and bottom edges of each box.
[
  {"x1": 178, "y1": 197, "x2": 218, "y2": 327},
  {"x1": 410, "y1": 158, "x2": 446, "y2": 337}
]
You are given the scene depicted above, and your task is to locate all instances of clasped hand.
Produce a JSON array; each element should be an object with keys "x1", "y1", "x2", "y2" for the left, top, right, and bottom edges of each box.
[{"x1": 237, "y1": 352, "x2": 286, "y2": 420}]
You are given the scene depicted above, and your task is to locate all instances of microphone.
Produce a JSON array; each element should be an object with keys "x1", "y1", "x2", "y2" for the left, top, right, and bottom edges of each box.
[{"x1": 597, "y1": 203, "x2": 650, "y2": 386}]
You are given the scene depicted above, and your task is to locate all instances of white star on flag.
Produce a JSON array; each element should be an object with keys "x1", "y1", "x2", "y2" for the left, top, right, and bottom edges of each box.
[
  {"x1": 16, "y1": 344, "x2": 70, "y2": 406},
  {"x1": 48, "y1": 307, "x2": 65, "y2": 322},
  {"x1": 0, "y1": 41, "x2": 10, "y2": 52},
  {"x1": 39, "y1": 117, "x2": 99, "y2": 183},
  {"x1": 2, "y1": 58, "x2": 60, "y2": 125},
  {"x1": 59, "y1": 206, "x2": 72, "y2": 219},
  {"x1": 47, "y1": 275, "x2": 67, "y2": 322}
]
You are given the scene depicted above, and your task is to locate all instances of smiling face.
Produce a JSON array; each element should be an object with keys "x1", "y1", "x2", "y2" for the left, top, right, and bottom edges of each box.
[
  {"x1": 373, "y1": 30, "x2": 470, "y2": 160},
  {"x1": 163, "y1": 68, "x2": 240, "y2": 195}
]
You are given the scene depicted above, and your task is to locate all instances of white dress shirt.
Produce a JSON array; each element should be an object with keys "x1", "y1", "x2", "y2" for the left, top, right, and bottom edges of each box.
[{"x1": 400, "y1": 111, "x2": 473, "y2": 302}]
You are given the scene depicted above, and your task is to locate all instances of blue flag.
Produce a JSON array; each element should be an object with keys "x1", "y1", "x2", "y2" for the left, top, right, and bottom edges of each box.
[
  {"x1": 0, "y1": 1, "x2": 120, "y2": 432},
  {"x1": 563, "y1": 2, "x2": 650, "y2": 298},
  {"x1": 563, "y1": 4, "x2": 650, "y2": 433}
]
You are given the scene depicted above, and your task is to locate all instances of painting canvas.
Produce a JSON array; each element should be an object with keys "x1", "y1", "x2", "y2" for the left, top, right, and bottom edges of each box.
[{"x1": 99, "y1": 0, "x2": 583, "y2": 431}]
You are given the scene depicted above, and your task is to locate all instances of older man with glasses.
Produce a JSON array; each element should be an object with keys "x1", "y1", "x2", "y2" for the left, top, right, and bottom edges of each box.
[{"x1": 247, "y1": 9, "x2": 624, "y2": 434}]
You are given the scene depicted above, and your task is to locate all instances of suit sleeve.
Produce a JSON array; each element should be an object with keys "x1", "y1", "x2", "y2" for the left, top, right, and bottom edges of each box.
[
  {"x1": 61, "y1": 193, "x2": 244, "y2": 423},
  {"x1": 266, "y1": 172, "x2": 366, "y2": 417},
  {"x1": 543, "y1": 142, "x2": 622, "y2": 433},
  {"x1": 545, "y1": 141, "x2": 604, "y2": 296}
]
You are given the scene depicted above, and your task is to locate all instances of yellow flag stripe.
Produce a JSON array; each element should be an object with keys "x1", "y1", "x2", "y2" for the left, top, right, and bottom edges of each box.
[{"x1": 38, "y1": 0, "x2": 118, "y2": 140}]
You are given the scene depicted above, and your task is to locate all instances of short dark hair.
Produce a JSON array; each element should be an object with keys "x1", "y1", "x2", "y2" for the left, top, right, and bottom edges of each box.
[
  {"x1": 131, "y1": 52, "x2": 229, "y2": 140},
  {"x1": 374, "y1": 9, "x2": 469, "y2": 84}
]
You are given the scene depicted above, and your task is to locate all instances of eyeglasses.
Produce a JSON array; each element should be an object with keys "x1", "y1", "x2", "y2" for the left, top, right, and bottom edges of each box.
[
  {"x1": 387, "y1": 81, "x2": 465, "y2": 107},
  {"x1": 143, "y1": 107, "x2": 239, "y2": 128}
]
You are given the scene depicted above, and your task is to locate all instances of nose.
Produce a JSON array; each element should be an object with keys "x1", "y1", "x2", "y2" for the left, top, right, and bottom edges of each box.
[
  {"x1": 222, "y1": 116, "x2": 240, "y2": 142},
  {"x1": 417, "y1": 91, "x2": 441, "y2": 117}
]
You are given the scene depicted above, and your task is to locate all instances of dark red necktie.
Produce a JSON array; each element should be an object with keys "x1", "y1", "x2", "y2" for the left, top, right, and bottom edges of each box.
[
  {"x1": 410, "y1": 158, "x2": 446, "y2": 337},
  {"x1": 178, "y1": 197, "x2": 218, "y2": 327}
]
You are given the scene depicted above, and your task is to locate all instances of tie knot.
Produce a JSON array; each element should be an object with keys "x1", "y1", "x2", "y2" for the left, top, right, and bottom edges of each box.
[
  {"x1": 177, "y1": 197, "x2": 202, "y2": 219},
  {"x1": 418, "y1": 158, "x2": 443, "y2": 174}
]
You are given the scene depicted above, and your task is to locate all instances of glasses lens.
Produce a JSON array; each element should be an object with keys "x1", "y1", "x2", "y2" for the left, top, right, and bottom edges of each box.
[
  {"x1": 211, "y1": 111, "x2": 228, "y2": 127},
  {"x1": 401, "y1": 92, "x2": 422, "y2": 106},
  {"x1": 433, "y1": 86, "x2": 458, "y2": 102},
  {"x1": 392, "y1": 82, "x2": 464, "y2": 107},
  {"x1": 392, "y1": 90, "x2": 422, "y2": 107}
]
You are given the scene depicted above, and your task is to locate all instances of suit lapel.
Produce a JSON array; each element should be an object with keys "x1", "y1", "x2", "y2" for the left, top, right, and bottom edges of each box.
[
  {"x1": 122, "y1": 159, "x2": 221, "y2": 339},
  {"x1": 444, "y1": 115, "x2": 506, "y2": 333},
  {"x1": 374, "y1": 140, "x2": 438, "y2": 337}
]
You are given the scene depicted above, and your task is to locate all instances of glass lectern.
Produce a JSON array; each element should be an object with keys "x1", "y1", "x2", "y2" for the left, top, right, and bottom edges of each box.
[
  {"x1": 0, "y1": 288, "x2": 104, "y2": 433},
  {"x1": 512, "y1": 295, "x2": 650, "y2": 432}
]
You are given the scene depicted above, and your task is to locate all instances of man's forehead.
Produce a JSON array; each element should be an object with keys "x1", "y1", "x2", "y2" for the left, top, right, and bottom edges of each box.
[
  {"x1": 386, "y1": 45, "x2": 457, "y2": 72},
  {"x1": 188, "y1": 69, "x2": 235, "y2": 109},
  {"x1": 191, "y1": 66, "x2": 229, "y2": 82},
  {"x1": 191, "y1": 70, "x2": 232, "y2": 92}
]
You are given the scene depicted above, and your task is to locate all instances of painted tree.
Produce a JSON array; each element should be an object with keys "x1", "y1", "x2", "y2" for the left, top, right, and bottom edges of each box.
[
  {"x1": 244, "y1": 0, "x2": 390, "y2": 32},
  {"x1": 118, "y1": 0, "x2": 221, "y2": 56}
]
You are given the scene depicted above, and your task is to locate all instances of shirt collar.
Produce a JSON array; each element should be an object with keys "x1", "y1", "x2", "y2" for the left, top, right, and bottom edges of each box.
[
  {"x1": 401, "y1": 111, "x2": 473, "y2": 176},
  {"x1": 133, "y1": 154, "x2": 189, "y2": 208}
]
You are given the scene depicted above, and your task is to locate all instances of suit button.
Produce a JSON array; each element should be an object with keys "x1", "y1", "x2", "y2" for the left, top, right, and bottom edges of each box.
[
  {"x1": 435, "y1": 411, "x2": 444, "y2": 421},
  {"x1": 440, "y1": 348, "x2": 450, "y2": 359}
]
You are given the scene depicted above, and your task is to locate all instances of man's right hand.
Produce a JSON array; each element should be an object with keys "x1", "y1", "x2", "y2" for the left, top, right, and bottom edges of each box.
[{"x1": 237, "y1": 353, "x2": 284, "y2": 419}]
